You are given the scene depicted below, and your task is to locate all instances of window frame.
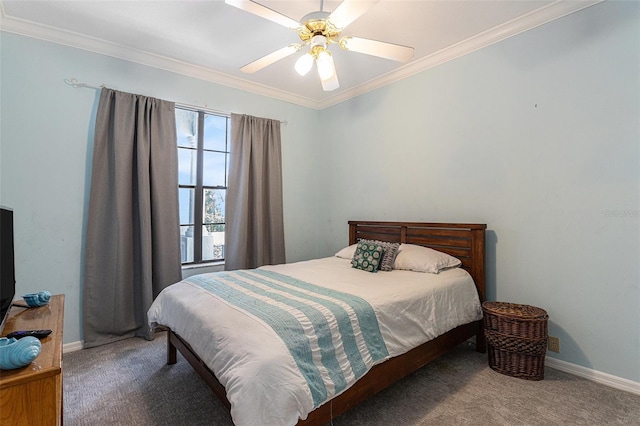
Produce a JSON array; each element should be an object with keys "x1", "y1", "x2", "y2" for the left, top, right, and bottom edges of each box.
[{"x1": 176, "y1": 106, "x2": 230, "y2": 265}]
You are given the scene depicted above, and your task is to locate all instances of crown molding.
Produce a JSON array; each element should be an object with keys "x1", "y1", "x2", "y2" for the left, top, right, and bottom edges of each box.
[
  {"x1": 1, "y1": 0, "x2": 602, "y2": 111},
  {"x1": 0, "y1": 7, "x2": 320, "y2": 109},
  {"x1": 317, "y1": 0, "x2": 603, "y2": 109}
]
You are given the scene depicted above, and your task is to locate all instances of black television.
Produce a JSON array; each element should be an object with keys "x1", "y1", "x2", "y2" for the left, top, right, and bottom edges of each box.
[{"x1": 1, "y1": 206, "x2": 16, "y2": 333}]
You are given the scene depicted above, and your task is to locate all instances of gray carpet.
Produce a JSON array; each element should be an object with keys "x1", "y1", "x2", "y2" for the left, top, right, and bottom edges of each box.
[{"x1": 64, "y1": 332, "x2": 640, "y2": 425}]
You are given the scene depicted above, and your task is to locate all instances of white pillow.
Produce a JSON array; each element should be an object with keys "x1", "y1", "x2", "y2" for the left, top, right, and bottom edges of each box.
[
  {"x1": 335, "y1": 244, "x2": 357, "y2": 259},
  {"x1": 393, "y1": 244, "x2": 461, "y2": 273}
]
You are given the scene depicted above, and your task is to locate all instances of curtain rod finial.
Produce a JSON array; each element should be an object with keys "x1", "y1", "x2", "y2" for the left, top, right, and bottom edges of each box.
[{"x1": 64, "y1": 77, "x2": 102, "y2": 90}]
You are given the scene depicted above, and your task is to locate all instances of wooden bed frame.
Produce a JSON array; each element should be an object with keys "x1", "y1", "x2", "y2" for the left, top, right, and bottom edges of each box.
[{"x1": 165, "y1": 220, "x2": 487, "y2": 425}]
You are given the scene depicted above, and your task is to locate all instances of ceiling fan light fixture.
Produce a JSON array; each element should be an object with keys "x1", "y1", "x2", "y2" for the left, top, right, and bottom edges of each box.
[
  {"x1": 226, "y1": 0, "x2": 412, "y2": 92},
  {"x1": 320, "y1": 69, "x2": 340, "y2": 92},
  {"x1": 316, "y1": 50, "x2": 335, "y2": 80},
  {"x1": 294, "y1": 53, "x2": 314, "y2": 76},
  {"x1": 310, "y1": 34, "x2": 328, "y2": 48}
]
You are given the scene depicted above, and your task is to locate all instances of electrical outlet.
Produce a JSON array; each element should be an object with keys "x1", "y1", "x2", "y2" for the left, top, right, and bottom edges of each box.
[{"x1": 548, "y1": 336, "x2": 560, "y2": 353}]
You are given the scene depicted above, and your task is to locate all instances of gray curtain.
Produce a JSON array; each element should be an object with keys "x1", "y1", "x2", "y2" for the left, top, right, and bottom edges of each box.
[
  {"x1": 83, "y1": 88, "x2": 182, "y2": 348},
  {"x1": 225, "y1": 113, "x2": 286, "y2": 270}
]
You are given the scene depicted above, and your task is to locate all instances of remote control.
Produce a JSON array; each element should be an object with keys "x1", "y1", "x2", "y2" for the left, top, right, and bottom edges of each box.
[{"x1": 6, "y1": 329, "x2": 53, "y2": 339}]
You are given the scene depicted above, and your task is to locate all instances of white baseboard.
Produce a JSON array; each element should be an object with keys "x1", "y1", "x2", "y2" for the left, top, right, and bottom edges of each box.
[
  {"x1": 63, "y1": 340, "x2": 83, "y2": 353},
  {"x1": 546, "y1": 357, "x2": 640, "y2": 396}
]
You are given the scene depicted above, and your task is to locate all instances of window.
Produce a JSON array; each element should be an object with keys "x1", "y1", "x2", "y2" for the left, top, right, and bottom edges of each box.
[{"x1": 176, "y1": 107, "x2": 230, "y2": 265}]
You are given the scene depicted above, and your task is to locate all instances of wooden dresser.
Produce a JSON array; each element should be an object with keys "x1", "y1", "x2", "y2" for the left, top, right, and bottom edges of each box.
[{"x1": 0, "y1": 294, "x2": 64, "y2": 425}]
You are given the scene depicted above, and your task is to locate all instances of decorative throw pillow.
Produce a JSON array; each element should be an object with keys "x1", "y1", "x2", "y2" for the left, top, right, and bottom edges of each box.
[
  {"x1": 360, "y1": 239, "x2": 400, "y2": 271},
  {"x1": 393, "y1": 244, "x2": 461, "y2": 273},
  {"x1": 351, "y1": 242, "x2": 384, "y2": 273}
]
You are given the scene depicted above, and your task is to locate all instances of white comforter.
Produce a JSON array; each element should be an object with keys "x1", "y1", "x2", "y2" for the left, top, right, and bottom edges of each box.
[{"x1": 147, "y1": 256, "x2": 482, "y2": 426}]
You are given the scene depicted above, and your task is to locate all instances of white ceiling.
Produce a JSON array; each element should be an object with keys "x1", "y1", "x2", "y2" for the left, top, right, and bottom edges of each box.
[{"x1": 1, "y1": 0, "x2": 600, "y2": 109}]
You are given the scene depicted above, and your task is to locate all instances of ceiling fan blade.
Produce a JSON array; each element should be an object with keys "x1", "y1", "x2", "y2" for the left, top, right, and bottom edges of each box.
[
  {"x1": 329, "y1": 0, "x2": 378, "y2": 29},
  {"x1": 339, "y1": 36, "x2": 414, "y2": 62},
  {"x1": 225, "y1": 0, "x2": 300, "y2": 29},
  {"x1": 240, "y1": 44, "x2": 301, "y2": 73}
]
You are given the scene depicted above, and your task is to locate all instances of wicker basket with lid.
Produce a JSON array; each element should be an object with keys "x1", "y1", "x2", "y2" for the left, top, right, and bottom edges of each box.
[{"x1": 482, "y1": 301, "x2": 549, "y2": 380}]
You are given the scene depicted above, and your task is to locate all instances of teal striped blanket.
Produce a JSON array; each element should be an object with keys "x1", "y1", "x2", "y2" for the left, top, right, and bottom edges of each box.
[{"x1": 184, "y1": 269, "x2": 389, "y2": 407}]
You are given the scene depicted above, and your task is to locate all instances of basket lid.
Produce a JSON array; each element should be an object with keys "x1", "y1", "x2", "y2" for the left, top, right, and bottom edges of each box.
[{"x1": 482, "y1": 301, "x2": 548, "y2": 319}]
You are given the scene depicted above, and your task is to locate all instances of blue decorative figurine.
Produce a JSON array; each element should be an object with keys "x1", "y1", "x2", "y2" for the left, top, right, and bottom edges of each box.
[
  {"x1": 23, "y1": 290, "x2": 51, "y2": 307},
  {"x1": 0, "y1": 336, "x2": 42, "y2": 370}
]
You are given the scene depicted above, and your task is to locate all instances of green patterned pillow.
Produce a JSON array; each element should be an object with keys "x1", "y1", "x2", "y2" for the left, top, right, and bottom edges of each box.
[
  {"x1": 351, "y1": 242, "x2": 384, "y2": 273},
  {"x1": 360, "y1": 239, "x2": 400, "y2": 271}
]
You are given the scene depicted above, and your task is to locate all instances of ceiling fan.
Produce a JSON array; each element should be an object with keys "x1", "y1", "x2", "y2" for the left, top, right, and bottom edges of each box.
[{"x1": 225, "y1": 0, "x2": 415, "y2": 91}]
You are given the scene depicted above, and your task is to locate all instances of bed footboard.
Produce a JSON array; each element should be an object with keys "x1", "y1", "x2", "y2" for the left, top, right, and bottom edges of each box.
[
  {"x1": 167, "y1": 331, "x2": 177, "y2": 365},
  {"x1": 165, "y1": 319, "x2": 483, "y2": 426}
]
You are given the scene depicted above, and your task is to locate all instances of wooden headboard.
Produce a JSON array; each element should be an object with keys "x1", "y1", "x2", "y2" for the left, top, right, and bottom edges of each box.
[{"x1": 348, "y1": 221, "x2": 487, "y2": 302}]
